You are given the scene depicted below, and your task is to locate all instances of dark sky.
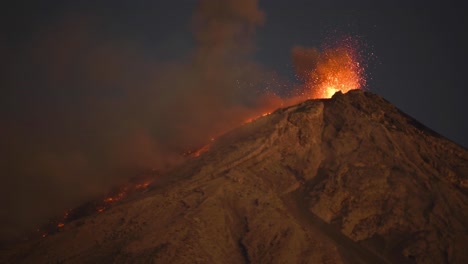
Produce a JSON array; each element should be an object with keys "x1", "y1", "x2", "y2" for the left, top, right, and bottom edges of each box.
[
  {"x1": 257, "y1": 1, "x2": 468, "y2": 148},
  {"x1": 3, "y1": 0, "x2": 466, "y2": 145},
  {"x1": 1, "y1": 0, "x2": 467, "y2": 238}
]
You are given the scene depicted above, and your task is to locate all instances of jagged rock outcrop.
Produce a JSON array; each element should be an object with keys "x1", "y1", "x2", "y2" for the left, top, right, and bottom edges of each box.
[{"x1": 2, "y1": 90, "x2": 467, "y2": 263}]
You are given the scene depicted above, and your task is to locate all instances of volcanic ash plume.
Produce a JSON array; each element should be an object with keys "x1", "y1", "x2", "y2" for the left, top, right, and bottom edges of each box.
[
  {"x1": 192, "y1": 0, "x2": 264, "y2": 59},
  {"x1": 0, "y1": 0, "x2": 275, "y2": 241},
  {"x1": 292, "y1": 39, "x2": 366, "y2": 99}
]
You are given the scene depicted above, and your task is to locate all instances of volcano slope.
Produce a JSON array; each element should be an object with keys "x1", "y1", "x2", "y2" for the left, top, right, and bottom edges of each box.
[{"x1": 2, "y1": 90, "x2": 468, "y2": 264}]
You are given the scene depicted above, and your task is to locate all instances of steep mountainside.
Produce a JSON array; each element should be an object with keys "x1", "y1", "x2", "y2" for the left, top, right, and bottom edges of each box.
[{"x1": 2, "y1": 90, "x2": 468, "y2": 263}]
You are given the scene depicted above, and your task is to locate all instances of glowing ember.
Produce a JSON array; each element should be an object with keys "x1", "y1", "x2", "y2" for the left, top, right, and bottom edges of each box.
[
  {"x1": 35, "y1": 177, "x2": 155, "y2": 239},
  {"x1": 310, "y1": 46, "x2": 365, "y2": 99},
  {"x1": 135, "y1": 181, "x2": 151, "y2": 189},
  {"x1": 292, "y1": 36, "x2": 366, "y2": 99},
  {"x1": 192, "y1": 144, "x2": 210, "y2": 157},
  {"x1": 183, "y1": 112, "x2": 273, "y2": 159},
  {"x1": 104, "y1": 197, "x2": 114, "y2": 202},
  {"x1": 244, "y1": 112, "x2": 271, "y2": 124}
]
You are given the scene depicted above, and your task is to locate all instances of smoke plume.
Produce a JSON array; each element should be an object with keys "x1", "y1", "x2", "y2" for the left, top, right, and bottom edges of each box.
[{"x1": 0, "y1": 0, "x2": 276, "y2": 240}]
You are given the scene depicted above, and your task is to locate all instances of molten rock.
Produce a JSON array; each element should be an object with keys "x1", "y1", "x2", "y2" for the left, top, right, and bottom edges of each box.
[{"x1": 1, "y1": 90, "x2": 468, "y2": 263}]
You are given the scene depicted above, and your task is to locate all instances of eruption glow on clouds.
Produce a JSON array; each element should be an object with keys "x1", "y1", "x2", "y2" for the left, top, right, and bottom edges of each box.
[
  {"x1": 0, "y1": 0, "x2": 370, "y2": 241},
  {"x1": 292, "y1": 37, "x2": 366, "y2": 99}
]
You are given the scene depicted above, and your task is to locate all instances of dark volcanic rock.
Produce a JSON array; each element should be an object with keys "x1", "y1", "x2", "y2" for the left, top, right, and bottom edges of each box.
[{"x1": 1, "y1": 90, "x2": 467, "y2": 263}]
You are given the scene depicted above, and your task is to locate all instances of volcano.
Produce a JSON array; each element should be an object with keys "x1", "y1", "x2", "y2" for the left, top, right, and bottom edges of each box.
[{"x1": 1, "y1": 90, "x2": 468, "y2": 263}]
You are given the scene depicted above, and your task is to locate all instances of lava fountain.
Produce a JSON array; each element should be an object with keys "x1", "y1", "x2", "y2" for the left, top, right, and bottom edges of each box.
[
  {"x1": 311, "y1": 46, "x2": 365, "y2": 98},
  {"x1": 293, "y1": 37, "x2": 366, "y2": 99}
]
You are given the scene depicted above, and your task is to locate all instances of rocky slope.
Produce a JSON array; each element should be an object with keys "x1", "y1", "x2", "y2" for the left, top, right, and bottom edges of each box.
[{"x1": 1, "y1": 90, "x2": 467, "y2": 263}]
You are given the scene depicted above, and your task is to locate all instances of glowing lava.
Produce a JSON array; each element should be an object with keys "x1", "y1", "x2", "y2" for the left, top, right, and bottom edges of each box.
[
  {"x1": 292, "y1": 37, "x2": 366, "y2": 99},
  {"x1": 184, "y1": 112, "x2": 273, "y2": 159},
  {"x1": 36, "y1": 177, "x2": 154, "y2": 239},
  {"x1": 243, "y1": 112, "x2": 271, "y2": 124},
  {"x1": 310, "y1": 46, "x2": 365, "y2": 99}
]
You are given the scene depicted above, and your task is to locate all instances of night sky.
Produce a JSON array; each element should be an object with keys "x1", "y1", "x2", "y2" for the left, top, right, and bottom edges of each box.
[
  {"x1": 260, "y1": 1, "x2": 468, "y2": 148},
  {"x1": 3, "y1": 1, "x2": 467, "y2": 144},
  {"x1": 1, "y1": 0, "x2": 467, "y2": 238}
]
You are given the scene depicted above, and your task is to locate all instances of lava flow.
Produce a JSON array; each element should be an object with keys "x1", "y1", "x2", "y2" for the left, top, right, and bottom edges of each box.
[
  {"x1": 35, "y1": 176, "x2": 155, "y2": 239},
  {"x1": 243, "y1": 112, "x2": 271, "y2": 124},
  {"x1": 184, "y1": 112, "x2": 273, "y2": 158}
]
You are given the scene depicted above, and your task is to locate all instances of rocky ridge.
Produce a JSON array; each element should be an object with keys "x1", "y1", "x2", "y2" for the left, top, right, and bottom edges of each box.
[{"x1": 1, "y1": 90, "x2": 467, "y2": 263}]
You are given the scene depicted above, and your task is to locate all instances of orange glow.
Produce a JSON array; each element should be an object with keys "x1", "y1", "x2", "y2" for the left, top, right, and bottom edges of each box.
[
  {"x1": 309, "y1": 46, "x2": 365, "y2": 99},
  {"x1": 188, "y1": 111, "x2": 272, "y2": 158},
  {"x1": 192, "y1": 144, "x2": 210, "y2": 157},
  {"x1": 292, "y1": 37, "x2": 367, "y2": 99},
  {"x1": 102, "y1": 189, "x2": 128, "y2": 204},
  {"x1": 36, "y1": 178, "x2": 154, "y2": 239},
  {"x1": 104, "y1": 197, "x2": 114, "y2": 202},
  {"x1": 135, "y1": 181, "x2": 151, "y2": 189},
  {"x1": 96, "y1": 180, "x2": 152, "y2": 213},
  {"x1": 244, "y1": 112, "x2": 271, "y2": 124}
]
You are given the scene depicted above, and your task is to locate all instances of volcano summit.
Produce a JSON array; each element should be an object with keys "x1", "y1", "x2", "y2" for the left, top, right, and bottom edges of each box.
[{"x1": 1, "y1": 90, "x2": 468, "y2": 263}]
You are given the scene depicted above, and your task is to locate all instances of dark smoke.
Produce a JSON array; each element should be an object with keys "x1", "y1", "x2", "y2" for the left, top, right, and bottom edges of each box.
[
  {"x1": 291, "y1": 46, "x2": 320, "y2": 82},
  {"x1": 0, "y1": 0, "x2": 277, "y2": 240}
]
